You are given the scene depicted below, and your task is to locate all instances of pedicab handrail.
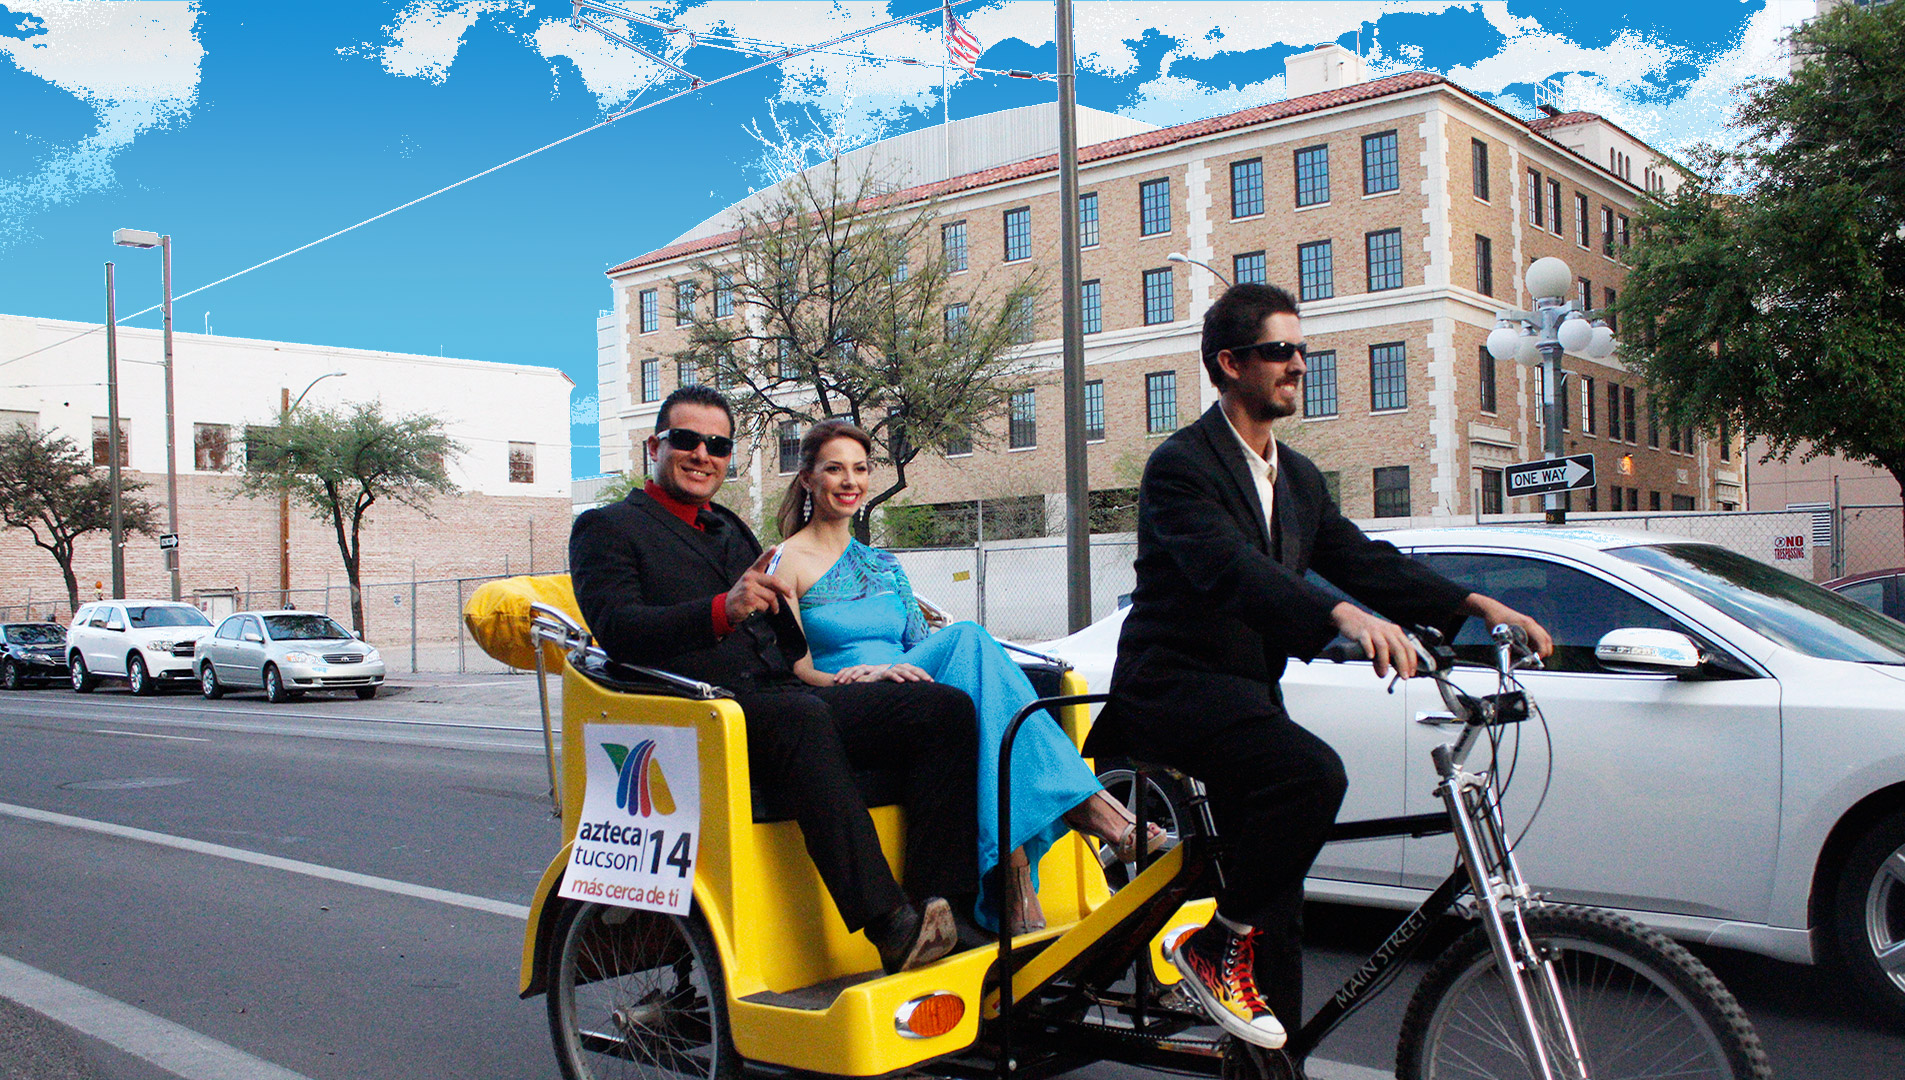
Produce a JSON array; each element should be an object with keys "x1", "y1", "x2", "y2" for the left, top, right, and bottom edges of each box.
[{"x1": 996, "y1": 690, "x2": 1111, "y2": 1076}]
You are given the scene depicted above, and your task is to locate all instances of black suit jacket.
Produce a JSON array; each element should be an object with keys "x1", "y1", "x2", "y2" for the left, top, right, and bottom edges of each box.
[
  {"x1": 569, "y1": 490, "x2": 794, "y2": 687},
  {"x1": 1085, "y1": 403, "x2": 1470, "y2": 757}
]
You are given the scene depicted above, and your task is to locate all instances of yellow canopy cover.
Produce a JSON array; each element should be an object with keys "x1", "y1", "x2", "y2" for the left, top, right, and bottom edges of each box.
[{"x1": 463, "y1": 573, "x2": 589, "y2": 671}]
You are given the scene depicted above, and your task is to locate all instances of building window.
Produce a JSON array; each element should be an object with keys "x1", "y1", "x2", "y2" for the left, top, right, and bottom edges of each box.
[
  {"x1": 1673, "y1": 494, "x2": 1696, "y2": 511},
  {"x1": 942, "y1": 425, "x2": 972, "y2": 457},
  {"x1": 639, "y1": 288, "x2": 659, "y2": 333},
  {"x1": 1623, "y1": 386, "x2": 1637, "y2": 442},
  {"x1": 1618, "y1": 214, "x2": 1631, "y2": 252},
  {"x1": 1527, "y1": 168, "x2": 1543, "y2": 226},
  {"x1": 1478, "y1": 345, "x2": 1497, "y2": 414},
  {"x1": 1475, "y1": 235, "x2": 1493, "y2": 296},
  {"x1": 1648, "y1": 490, "x2": 1661, "y2": 511},
  {"x1": 1479, "y1": 467, "x2": 1504, "y2": 514},
  {"x1": 1084, "y1": 380, "x2": 1105, "y2": 441},
  {"x1": 1373, "y1": 466, "x2": 1411, "y2": 518},
  {"x1": 1362, "y1": 131, "x2": 1399, "y2": 195},
  {"x1": 508, "y1": 442, "x2": 535, "y2": 484},
  {"x1": 1648, "y1": 400, "x2": 1660, "y2": 448},
  {"x1": 1720, "y1": 420, "x2": 1731, "y2": 461},
  {"x1": 1003, "y1": 206, "x2": 1031, "y2": 262},
  {"x1": 713, "y1": 272, "x2": 734, "y2": 317},
  {"x1": 193, "y1": 423, "x2": 230, "y2": 471},
  {"x1": 1079, "y1": 192, "x2": 1099, "y2": 248},
  {"x1": 1295, "y1": 144, "x2": 1330, "y2": 207},
  {"x1": 1142, "y1": 267, "x2": 1174, "y2": 325},
  {"x1": 1231, "y1": 157, "x2": 1264, "y2": 217},
  {"x1": 1144, "y1": 371, "x2": 1178, "y2": 434},
  {"x1": 943, "y1": 303, "x2": 969, "y2": 342},
  {"x1": 1607, "y1": 383, "x2": 1622, "y2": 441},
  {"x1": 1547, "y1": 179, "x2": 1563, "y2": 236},
  {"x1": 942, "y1": 220, "x2": 967, "y2": 272},
  {"x1": 677, "y1": 358, "x2": 698, "y2": 388},
  {"x1": 1578, "y1": 277, "x2": 1593, "y2": 312},
  {"x1": 1304, "y1": 350, "x2": 1338, "y2": 418},
  {"x1": 1583, "y1": 376, "x2": 1596, "y2": 433},
  {"x1": 1586, "y1": 486, "x2": 1598, "y2": 511},
  {"x1": 1009, "y1": 389, "x2": 1036, "y2": 449},
  {"x1": 1670, "y1": 420, "x2": 1682, "y2": 454},
  {"x1": 1575, "y1": 193, "x2": 1590, "y2": 246},
  {"x1": 1234, "y1": 251, "x2": 1267, "y2": 286},
  {"x1": 1081, "y1": 280, "x2": 1102, "y2": 333},
  {"x1": 1601, "y1": 206, "x2": 1616, "y2": 257},
  {"x1": 778, "y1": 421, "x2": 801, "y2": 474},
  {"x1": 1285, "y1": 240, "x2": 1331, "y2": 301},
  {"x1": 1366, "y1": 229, "x2": 1403, "y2": 291},
  {"x1": 1008, "y1": 294, "x2": 1035, "y2": 345},
  {"x1": 1603, "y1": 288, "x2": 1618, "y2": 332},
  {"x1": 1472, "y1": 138, "x2": 1490, "y2": 200},
  {"x1": 641, "y1": 358, "x2": 660, "y2": 402},
  {"x1": 1140, "y1": 178, "x2": 1172, "y2": 236},
  {"x1": 1370, "y1": 342, "x2": 1407, "y2": 411},
  {"x1": 675, "y1": 281, "x2": 697, "y2": 325}
]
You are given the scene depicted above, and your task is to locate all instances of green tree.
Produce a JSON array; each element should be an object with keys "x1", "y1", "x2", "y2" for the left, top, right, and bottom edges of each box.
[
  {"x1": 236, "y1": 402, "x2": 459, "y2": 635},
  {"x1": 672, "y1": 163, "x2": 1045, "y2": 541},
  {"x1": 0, "y1": 428, "x2": 158, "y2": 611},
  {"x1": 1618, "y1": 3, "x2": 1905, "y2": 517}
]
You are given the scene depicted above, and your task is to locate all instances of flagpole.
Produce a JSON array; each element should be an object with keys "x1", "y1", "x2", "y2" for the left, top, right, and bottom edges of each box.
[{"x1": 941, "y1": 0, "x2": 952, "y2": 176}]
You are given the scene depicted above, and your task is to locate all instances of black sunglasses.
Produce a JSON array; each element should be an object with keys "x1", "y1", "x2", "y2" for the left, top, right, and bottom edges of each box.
[
  {"x1": 1232, "y1": 340, "x2": 1309, "y2": 363},
  {"x1": 655, "y1": 428, "x2": 735, "y2": 457}
]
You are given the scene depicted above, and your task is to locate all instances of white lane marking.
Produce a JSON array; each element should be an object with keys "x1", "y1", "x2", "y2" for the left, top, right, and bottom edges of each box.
[
  {"x1": 0, "y1": 801, "x2": 530, "y2": 920},
  {"x1": 92, "y1": 728, "x2": 208, "y2": 742},
  {"x1": 1309, "y1": 1059, "x2": 1398, "y2": 1080},
  {"x1": 1, "y1": 695, "x2": 544, "y2": 734},
  {"x1": 0, "y1": 953, "x2": 318, "y2": 1080}
]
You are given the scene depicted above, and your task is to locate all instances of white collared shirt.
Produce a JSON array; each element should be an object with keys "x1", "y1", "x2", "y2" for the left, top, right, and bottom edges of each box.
[{"x1": 1222, "y1": 410, "x2": 1279, "y2": 545}]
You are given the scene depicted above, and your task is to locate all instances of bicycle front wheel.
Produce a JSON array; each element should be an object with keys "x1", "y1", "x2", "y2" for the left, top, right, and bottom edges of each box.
[{"x1": 1396, "y1": 906, "x2": 1769, "y2": 1080}]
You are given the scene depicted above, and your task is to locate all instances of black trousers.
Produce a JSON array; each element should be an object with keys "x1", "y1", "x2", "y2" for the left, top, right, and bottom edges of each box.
[
  {"x1": 1133, "y1": 705, "x2": 1348, "y2": 1028},
  {"x1": 731, "y1": 679, "x2": 979, "y2": 932}
]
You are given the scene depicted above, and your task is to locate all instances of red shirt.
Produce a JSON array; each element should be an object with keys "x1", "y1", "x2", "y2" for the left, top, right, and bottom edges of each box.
[{"x1": 644, "y1": 481, "x2": 734, "y2": 636}]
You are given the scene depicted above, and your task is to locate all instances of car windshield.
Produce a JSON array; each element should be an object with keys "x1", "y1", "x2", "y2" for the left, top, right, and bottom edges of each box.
[
  {"x1": 126, "y1": 605, "x2": 213, "y2": 629},
  {"x1": 263, "y1": 614, "x2": 352, "y2": 641},
  {"x1": 4, "y1": 625, "x2": 63, "y2": 645},
  {"x1": 1614, "y1": 543, "x2": 1905, "y2": 664}
]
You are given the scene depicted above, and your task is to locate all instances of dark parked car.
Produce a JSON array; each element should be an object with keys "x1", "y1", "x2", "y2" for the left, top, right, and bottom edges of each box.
[
  {"x1": 1, "y1": 622, "x2": 68, "y2": 689},
  {"x1": 1826, "y1": 568, "x2": 1905, "y2": 621}
]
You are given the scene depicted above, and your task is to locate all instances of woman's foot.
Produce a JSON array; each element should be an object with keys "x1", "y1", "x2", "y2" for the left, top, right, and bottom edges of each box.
[
  {"x1": 1066, "y1": 790, "x2": 1167, "y2": 862},
  {"x1": 1005, "y1": 849, "x2": 1046, "y2": 935}
]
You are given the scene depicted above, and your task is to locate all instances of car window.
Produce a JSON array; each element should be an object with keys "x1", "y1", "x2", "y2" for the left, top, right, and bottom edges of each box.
[
  {"x1": 1837, "y1": 580, "x2": 1886, "y2": 612},
  {"x1": 263, "y1": 614, "x2": 351, "y2": 641},
  {"x1": 243, "y1": 617, "x2": 263, "y2": 639},
  {"x1": 125, "y1": 605, "x2": 212, "y2": 629},
  {"x1": 1616, "y1": 543, "x2": 1905, "y2": 664},
  {"x1": 4, "y1": 625, "x2": 63, "y2": 644},
  {"x1": 1413, "y1": 552, "x2": 1687, "y2": 673},
  {"x1": 103, "y1": 608, "x2": 126, "y2": 631},
  {"x1": 215, "y1": 618, "x2": 244, "y2": 641}
]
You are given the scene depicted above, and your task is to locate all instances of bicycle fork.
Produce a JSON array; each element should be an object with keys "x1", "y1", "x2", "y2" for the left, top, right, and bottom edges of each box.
[{"x1": 1433, "y1": 743, "x2": 1591, "y2": 1080}]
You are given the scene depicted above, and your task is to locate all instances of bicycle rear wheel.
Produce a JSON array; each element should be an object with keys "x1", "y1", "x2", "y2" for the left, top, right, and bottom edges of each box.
[{"x1": 1396, "y1": 906, "x2": 1769, "y2": 1080}]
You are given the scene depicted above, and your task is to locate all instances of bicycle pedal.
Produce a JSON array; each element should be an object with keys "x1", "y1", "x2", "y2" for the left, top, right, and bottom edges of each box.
[{"x1": 1159, "y1": 922, "x2": 1199, "y2": 963}]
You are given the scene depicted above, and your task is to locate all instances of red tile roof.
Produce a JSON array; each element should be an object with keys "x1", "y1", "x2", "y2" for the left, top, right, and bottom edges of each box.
[{"x1": 1529, "y1": 110, "x2": 1603, "y2": 130}]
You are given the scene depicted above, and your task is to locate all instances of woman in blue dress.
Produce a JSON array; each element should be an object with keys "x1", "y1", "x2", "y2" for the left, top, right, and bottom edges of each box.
[{"x1": 767, "y1": 420, "x2": 1159, "y2": 933}]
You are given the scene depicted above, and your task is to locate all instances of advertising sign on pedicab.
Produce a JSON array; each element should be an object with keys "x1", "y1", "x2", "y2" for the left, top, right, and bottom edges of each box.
[{"x1": 557, "y1": 723, "x2": 700, "y2": 915}]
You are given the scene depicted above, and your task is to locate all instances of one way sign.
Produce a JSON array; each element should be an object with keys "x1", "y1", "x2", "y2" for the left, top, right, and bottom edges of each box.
[{"x1": 1504, "y1": 454, "x2": 1596, "y2": 497}]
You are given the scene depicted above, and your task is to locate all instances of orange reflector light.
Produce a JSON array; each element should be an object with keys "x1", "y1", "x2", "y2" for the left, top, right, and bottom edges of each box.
[{"x1": 894, "y1": 992, "x2": 965, "y2": 1039}]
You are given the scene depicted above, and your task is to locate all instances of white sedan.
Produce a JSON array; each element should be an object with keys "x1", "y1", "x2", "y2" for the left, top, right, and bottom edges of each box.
[
  {"x1": 197, "y1": 611, "x2": 385, "y2": 702},
  {"x1": 1041, "y1": 525, "x2": 1905, "y2": 1020}
]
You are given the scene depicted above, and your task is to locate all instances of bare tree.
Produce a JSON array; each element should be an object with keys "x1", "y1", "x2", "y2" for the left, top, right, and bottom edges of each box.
[{"x1": 0, "y1": 428, "x2": 157, "y2": 611}]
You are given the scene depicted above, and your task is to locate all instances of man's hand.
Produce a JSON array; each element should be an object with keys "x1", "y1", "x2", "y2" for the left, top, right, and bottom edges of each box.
[
  {"x1": 1461, "y1": 594, "x2": 1555, "y2": 658},
  {"x1": 726, "y1": 546, "x2": 796, "y2": 622},
  {"x1": 1331, "y1": 601, "x2": 1417, "y2": 680},
  {"x1": 833, "y1": 663, "x2": 934, "y2": 684}
]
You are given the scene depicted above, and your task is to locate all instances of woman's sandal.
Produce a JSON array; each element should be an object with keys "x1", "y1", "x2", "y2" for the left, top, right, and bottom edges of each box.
[
  {"x1": 1068, "y1": 791, "x2": 1168, "y2": 863},
  {"x1": 1005, "y1": 849, "x2": 1046, "y2": 935}
]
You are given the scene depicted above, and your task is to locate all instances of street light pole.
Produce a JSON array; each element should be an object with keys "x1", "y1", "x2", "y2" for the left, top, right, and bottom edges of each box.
[
  {"x1": 104, "y1": 263, "x2": 124, "y2": 598},
  {"x1": 112, "y1": 228, "x2": 180, "y2": 600},
  {"x1": 1055, "y1": 0, "x2": 1090, "y2": 633}
]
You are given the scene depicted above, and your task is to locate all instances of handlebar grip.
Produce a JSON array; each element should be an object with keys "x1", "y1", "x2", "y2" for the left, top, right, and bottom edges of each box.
[{"x1": 1491, "y1": 623, "x2": 1529, "y2": 649}]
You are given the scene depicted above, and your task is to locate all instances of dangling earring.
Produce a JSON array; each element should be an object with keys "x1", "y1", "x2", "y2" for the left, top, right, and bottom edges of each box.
[{"x1": 803, "y1": 489, "x2": 813, "y2": 522}]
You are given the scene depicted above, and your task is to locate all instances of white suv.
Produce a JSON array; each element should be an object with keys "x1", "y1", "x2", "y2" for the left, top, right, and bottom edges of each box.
[{"x1": 68, "y1": 600, "x2": 214, "y2": 695}]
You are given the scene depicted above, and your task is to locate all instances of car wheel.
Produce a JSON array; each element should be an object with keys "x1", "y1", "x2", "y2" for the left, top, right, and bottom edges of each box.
[
  {"x1": 127, "y1": 654, "x2": 154, "y2": 696},
  {"x1": 70, "y1": 653, "x2": 95, "y2": 693},
  {"x1": 2, "y1": 660, "x2": 19, "y2": 691},
  {"x1": 264, "y1": 664, "x2": 289, "y2": 704},
  {"x1": 354, "y1": 686, "x2": 378, "y2": 700},
  {"x1": 200, "y1": 664, "x2": 223, "y2": 700},
  {"x1": 1828, "y1": 807, "x2": 1905, "y2": 1022}
]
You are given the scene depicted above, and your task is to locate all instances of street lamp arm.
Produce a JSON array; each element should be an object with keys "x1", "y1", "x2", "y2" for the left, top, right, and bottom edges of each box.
[
  {"x1": 289, "y1": 371, "x2": 348, "y2": 413},
  {"x1": 1166, "y1": 252, "x2": 1231, "y2": 287}
]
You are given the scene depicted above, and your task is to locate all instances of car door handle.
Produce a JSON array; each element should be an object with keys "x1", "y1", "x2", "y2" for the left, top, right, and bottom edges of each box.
[{"x1": 1415, "y1": 711, "x2": 1462, "y2": 726}]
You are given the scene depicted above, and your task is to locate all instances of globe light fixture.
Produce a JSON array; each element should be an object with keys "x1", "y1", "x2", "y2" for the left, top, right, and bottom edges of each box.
[
  {"x1": 1486, "y1": 323, "x2": 1522, "y2": 362},
  {"x1": 1557, "y1": 314, "x2": 1595, "y2": 354},
  {"x1": 1586, "y1": 323, "x2": 1617, "y2": 359},
  {"x1": 1525, "y1": 256, "x2": 1573, "y2": 303}
]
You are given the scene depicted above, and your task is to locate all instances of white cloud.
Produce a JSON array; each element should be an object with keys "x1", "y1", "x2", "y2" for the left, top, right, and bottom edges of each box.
[
  {"x1": 571, "y1": 393, "x2": 600, "y2": 426},
  {"x1": 0, "y1": 1, "x2": 205, "y2": 246},
  {"x1": 350, "y1": 0, "x2": 527, "y2": 85}
]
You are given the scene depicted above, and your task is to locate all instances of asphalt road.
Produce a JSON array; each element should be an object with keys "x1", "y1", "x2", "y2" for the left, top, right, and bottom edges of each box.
[{"x1": 0, "y1": 676, "x2": 1898, "y2": 1080}]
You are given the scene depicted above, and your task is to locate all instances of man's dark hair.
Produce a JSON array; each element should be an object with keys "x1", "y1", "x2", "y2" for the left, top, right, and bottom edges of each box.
[
  {"x1": 656, "y1": 384, "x2": 734, "y2": 432},
  {"x1": 1201, "y1": 283, "x2": 1299, "y2": 389}
]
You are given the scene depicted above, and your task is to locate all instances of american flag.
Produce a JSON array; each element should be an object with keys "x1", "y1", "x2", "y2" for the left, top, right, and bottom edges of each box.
[{"x1": 945, "y1": 6, "x2": 981, "y2": 76}]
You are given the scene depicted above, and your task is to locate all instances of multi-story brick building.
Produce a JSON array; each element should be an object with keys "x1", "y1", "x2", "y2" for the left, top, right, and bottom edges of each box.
[{"x1": 600, "y1": 45, "x2": 1742, "y2": 538}]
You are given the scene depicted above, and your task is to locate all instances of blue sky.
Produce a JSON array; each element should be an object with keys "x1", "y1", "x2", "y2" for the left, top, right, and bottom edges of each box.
[{"x1": 0, "y1": 1, "x2": 1813, "y2": 478}]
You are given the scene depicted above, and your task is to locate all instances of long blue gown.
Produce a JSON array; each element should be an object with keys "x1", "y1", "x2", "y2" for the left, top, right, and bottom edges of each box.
[{"x1": 800, "y1": 540, "x2": 1103, "y2": 930}]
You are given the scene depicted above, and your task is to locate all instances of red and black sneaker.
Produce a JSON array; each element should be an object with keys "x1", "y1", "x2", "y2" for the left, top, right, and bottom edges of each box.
[{"x1": 1169, "y1": 922, "x2": 1286, "y2": 1048}]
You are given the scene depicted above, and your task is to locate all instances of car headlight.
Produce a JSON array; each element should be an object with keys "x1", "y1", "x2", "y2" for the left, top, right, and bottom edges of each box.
[
  {"x1": 281, "y1": 651, "x2": 315, "y2": 664},
  {"x1": 148, "y1": 640, "x2": 173, "y2": 652},
  {"x1": 363, "y1": 647, "x2": 381, "y2": 662}
]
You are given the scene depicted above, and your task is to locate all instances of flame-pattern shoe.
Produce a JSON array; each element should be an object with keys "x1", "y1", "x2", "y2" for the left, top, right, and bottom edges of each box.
[{"x1": 1168, "y1": 922, "x2": 1286, "y2": 1048}]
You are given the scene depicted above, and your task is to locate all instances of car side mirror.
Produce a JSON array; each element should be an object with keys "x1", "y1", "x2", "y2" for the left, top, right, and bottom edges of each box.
[
  {"x1": 1594, "y1": 628, "x2": 1702, "y2": 674},
  {"x1": 352, "y1": 630, "x2": 362, "y2": 640},
  {"x1": 243, "y1": 632, "x2": 263, "y2": 643}
]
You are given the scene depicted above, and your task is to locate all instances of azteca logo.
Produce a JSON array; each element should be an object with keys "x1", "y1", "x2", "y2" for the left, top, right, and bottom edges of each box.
[{"x1": 602, "y1": 739, "x2": 676, "y2": 818}]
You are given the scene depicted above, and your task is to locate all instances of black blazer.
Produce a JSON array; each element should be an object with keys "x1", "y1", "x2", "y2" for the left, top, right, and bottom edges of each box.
[
  {"x1": 1085, "y1": 404, "x2": 1470, "y2": 757},
  {"x1": 569, "y1": 490, "x2": 794, "y2": 687}
]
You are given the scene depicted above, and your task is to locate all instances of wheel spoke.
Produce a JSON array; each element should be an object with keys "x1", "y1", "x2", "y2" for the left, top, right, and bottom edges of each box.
[{"x1": 1875, "y1": 939, "x2": 1905, "y2": 976}]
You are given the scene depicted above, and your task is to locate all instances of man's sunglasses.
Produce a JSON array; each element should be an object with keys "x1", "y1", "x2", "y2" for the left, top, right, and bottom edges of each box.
[
  {"x1": 655, "y1": 428, "x2": 736, "y2": 457},
  {"x1": 1232, "y1": 340, "x2": 1309, "y2": 363}
]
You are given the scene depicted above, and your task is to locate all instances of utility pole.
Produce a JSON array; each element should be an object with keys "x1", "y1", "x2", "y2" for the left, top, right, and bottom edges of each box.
[{"x1": 1056, "y1": 0, "x2": 1090, "y2": 633}]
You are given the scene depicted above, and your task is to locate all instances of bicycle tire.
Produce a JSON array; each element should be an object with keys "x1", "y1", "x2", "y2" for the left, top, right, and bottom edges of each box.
[
  {"x1": 1396, "y1": 905, "x2": 1769, "y2": 1080},
  {"x1": 547, "y1": 900, "x2": 739, "y2": 1080}
]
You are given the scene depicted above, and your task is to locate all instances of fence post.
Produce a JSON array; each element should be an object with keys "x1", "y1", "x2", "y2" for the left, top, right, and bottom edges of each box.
[
  {"x1": 975, "y1": 499, "x2": 987, "y2": 631},
  {"x1": 456, "y1": 577, "x2": 466, "y2": 674},
  {"x1": 1832, "y1": 476, "x2": 1846, "y2": 579},
  {"x1": 410, "y1": 558, "x2": 418, "y2": 674}
]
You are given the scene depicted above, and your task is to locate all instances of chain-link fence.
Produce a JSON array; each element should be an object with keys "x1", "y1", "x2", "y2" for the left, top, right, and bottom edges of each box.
[
  {"x1": 1835, "y1": 504, "x2": 1905, "y2": 579},
  {"x1": 1448, "y1": 508, "x2": 1840, "y2": 581},
  {"x1": 891, "y1": 536, "x2": 1138, "y2": 643}
]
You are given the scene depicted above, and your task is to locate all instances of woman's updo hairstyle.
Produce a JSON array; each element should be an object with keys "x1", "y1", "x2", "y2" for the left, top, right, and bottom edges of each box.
[{"x1": 774, "y1": 418, "x2": 874, "y2": 539}]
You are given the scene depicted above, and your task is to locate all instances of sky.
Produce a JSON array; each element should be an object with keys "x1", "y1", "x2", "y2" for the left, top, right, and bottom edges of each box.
[{"x1": 0, "y1": 0, "x2": 1817, "y2": 478}]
